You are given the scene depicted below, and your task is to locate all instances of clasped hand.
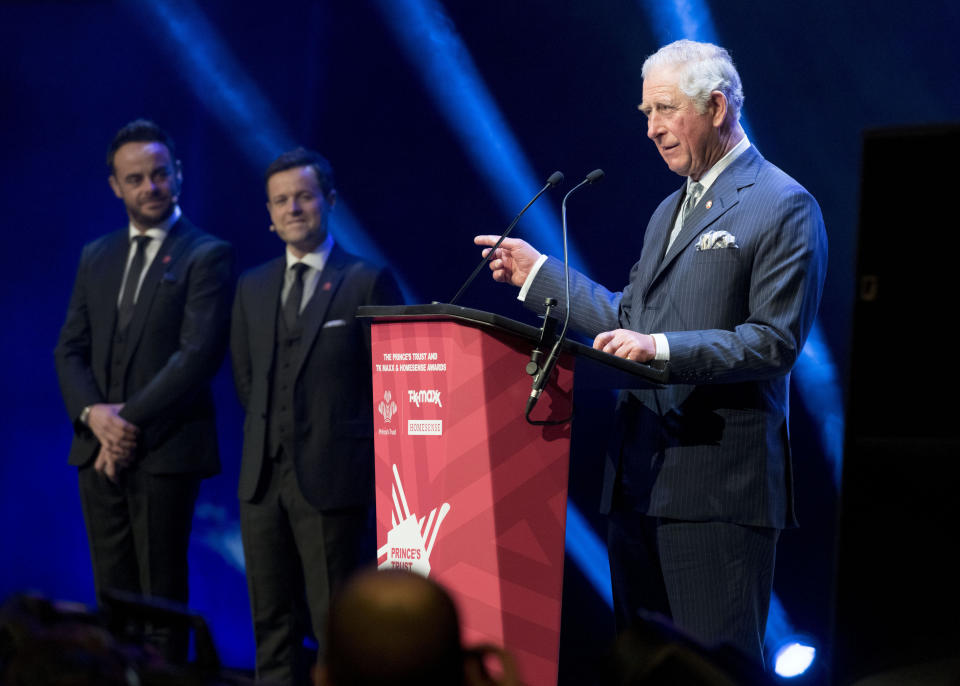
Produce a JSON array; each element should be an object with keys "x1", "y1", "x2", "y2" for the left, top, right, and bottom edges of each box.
[{"x1": 87, "y1": 403, "x2": 139, "y2": 483}]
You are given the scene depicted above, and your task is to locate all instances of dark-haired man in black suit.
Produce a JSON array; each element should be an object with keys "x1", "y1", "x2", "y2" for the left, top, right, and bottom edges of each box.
[
  {"x1": 231, "y1": 148, "x2": 402, "y2": 685},
  {"x1": 54, "y1": 119, "x2": 235, "y2": 660}
]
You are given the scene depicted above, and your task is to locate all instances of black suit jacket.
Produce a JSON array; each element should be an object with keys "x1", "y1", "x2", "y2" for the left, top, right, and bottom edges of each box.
[
  {"x1": 54, "y1": 216, "x2": 235, "y2": 476},
  {"x1": 231, "y1": 244, "x2": 402, "y2": 511}
]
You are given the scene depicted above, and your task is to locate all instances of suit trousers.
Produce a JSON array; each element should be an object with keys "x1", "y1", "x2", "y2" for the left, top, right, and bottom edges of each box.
[
  {"x1": 240, "y1": 448, "x2": 373, "y2": 686},
  {"x1": 77, "y1": 464, "x2": 201, "y2": 662},
  {"x1": 607, "y1": 504, "x2": 778, "y2": 665}
]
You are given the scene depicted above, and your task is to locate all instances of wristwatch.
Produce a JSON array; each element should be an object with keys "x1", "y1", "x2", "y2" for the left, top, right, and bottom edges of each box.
[{"x1": 80, "y1": 405, "x2": 92, "y2": 426}]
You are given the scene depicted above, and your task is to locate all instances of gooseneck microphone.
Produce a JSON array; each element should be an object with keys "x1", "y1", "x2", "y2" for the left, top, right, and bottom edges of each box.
[
  {"x1": 449, "y1": 171, "x2": 564, "y2": 305},
  {"x1": 584, "y1": 169, "x2": 605, "y2": 184},
  {"x1": 526, "y1": 169, "x2": 605, "y2": 424}
]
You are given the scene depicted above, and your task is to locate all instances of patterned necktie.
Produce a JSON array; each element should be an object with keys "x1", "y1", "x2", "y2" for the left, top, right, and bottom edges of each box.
[
  {"x1": 283, "y1": 262, "x2": 309, "y2": 330},
  {"x1": 665, "y1": 181, "x2": 705, "y2": 256},
  {"x1": 682, "y1": 181, "x2": 704, "y2": 226},
  {"x1": 117, "y1": 235, "x2": 151, "y2": 331}
]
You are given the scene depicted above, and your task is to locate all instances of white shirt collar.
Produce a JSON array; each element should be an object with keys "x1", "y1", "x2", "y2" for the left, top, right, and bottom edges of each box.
[
  {"x1": 688, "y1": 137, "x2": 751, "y2": 195},
  {"x1": 127, "y1": 204, "x2": 181, "y2": 242},
  {"x1": 285, "y1": 232, "x2": 334, "y2": 272}
]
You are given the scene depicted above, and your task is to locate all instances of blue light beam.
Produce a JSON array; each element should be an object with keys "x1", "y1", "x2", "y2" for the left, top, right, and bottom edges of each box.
[
  {"x1": 565, "y1": 502, "x2": 614, "y2": 607},
  {"x1": 126, "y1": 0, "x2": 418, "y2": 302},
  {"x1": 372, "y1": 0, "x2": 583, "y2": 273},
  {"x1": 641, "y1": 0, "x2": 722, "y2": 52},
  {"x1": 794, "y1": 325, "x2": 845, "y2": 487}
]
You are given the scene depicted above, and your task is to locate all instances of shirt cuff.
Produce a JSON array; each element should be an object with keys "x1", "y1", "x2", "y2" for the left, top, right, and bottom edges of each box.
[
  {"x1": 517, "y1": 254, "x2": 549, "y2": 302},
  {"x1": 651, "y1": 333, "x2": 670, "y2": 361}
]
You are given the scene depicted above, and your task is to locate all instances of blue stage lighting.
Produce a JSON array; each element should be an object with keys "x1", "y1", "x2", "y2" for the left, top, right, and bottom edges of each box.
[
  {"x1": 193, "y1": 503, "x2": 245, "y2": 572},
  {"x1": 131, "y1": 1, "x2": 293, "y2": 165},
  {"x1": 128, "y1": 0, "x2": 418, "y2": 303},
  {"x1": 565, "y1": 502, "x2": 614, "y2": 606},
  {"x1": 794, "y1": 322, "x2": 845, "y2": 487},
  {"x1": 640, "y1": 0, "x2": 722, "y2": 47},
  {"x1": 372, "y1": 0, "x2": 582, "y2": 270}
]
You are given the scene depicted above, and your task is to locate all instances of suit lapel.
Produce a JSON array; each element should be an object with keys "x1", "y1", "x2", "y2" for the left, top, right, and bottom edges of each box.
[
  {"x1": 96, "y1": 229, "x2": 130, "y2": 320},
  {"x1": 90, "y1": 230, "x2": 129, "y2": 373},
  {"x1": 634, "y1": 185, "x2": 685, "y2": 295},
  {"x1": 257, "y1": 258, "x2": 285, "y2": 360},
  {"x1": 293, "y1": 245, "x2": 349, "y2": 378},
  {"x1": 648, "y1": 147, "x2": 762, "y2": 291}
]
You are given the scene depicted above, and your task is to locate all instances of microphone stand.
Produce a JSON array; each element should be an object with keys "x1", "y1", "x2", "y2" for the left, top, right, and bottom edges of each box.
[{"x1": 526, "y1": 169, "x2": 604, "y2": 425}]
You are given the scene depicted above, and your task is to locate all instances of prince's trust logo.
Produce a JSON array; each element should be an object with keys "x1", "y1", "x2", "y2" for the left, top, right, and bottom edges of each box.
[
  {"x1": 378, "y1": 390, "x2": 398, "y2": 423},
  {"x1": 377, "y1": 464, "x2": 450, "y2": 577}
]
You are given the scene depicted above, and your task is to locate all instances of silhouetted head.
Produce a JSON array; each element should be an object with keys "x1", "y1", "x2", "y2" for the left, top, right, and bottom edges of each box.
[{"x1": 317, "y1": 570, "x2": 464, "y2": 686}]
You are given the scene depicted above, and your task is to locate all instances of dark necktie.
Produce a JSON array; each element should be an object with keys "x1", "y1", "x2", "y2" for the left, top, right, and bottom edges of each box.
[
  {"x1": 117, "y1": 235, "x2": 151, "y2": 331},
  {"x1": 283, "y1": 263, "x2": 309, "y2": 330}
]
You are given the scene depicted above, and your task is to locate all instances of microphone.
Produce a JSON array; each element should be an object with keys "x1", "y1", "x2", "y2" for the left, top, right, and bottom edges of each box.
[
  {"x1": 527, "y1": 169, "x2": 605, "y2": 422},
  {"x1": 449, "y1": 171, "x2": 564, "y2": 305},
  {"x1": 585, "y1": 168, "x2": 605, "y2": 184}
]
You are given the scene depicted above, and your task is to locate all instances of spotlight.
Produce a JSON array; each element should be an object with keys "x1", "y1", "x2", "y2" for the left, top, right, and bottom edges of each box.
[{"x1": 772, "y1": 638, "x2": 817, "y2": 678}]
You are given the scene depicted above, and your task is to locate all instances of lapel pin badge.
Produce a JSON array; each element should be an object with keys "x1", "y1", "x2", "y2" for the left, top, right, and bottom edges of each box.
[
  {"x1": 322, "y1": 281, "x2": 332, "y2": 291},
  {"x1": 162, "y1": 255, "x2": 172, "y2": 264},
  {"x1": 705, "y1": 200, "x2": 713, "y2": 210}
]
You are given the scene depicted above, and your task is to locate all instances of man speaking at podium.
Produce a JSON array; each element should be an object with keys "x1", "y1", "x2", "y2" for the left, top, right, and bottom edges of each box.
[{"x1": 475, "y1": 40, "x2": 827, "y2": 663}]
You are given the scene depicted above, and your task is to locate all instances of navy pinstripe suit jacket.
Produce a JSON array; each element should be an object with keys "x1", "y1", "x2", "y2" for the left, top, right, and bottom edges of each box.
[{"x1": 526, "y1": 145, "x2": 827, "y2": 529}]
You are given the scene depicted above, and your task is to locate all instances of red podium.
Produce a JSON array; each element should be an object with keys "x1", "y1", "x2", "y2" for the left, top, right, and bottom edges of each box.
[{"x1": 359, "y1": 305, "x2": 666, "y2": 685}]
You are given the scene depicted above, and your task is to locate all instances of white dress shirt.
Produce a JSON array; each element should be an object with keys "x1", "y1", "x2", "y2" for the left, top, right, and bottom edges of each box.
[{"x1": 117, "y1": 205, "x2": 181, "y2": 306}]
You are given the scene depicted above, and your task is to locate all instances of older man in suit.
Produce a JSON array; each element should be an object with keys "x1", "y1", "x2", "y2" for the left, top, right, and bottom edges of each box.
[
  {"x1": 54, "y1": 119, "x2": 235, "y2": 660},
  {"x1": 475, "y1": 40, "x2": 827, "y2": 663},
  {"x1": 231, "y1": 148, "x2": 402, "y2": 686}
]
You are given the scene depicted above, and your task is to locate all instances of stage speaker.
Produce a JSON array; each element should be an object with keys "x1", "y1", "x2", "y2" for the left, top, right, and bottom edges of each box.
[{"x1": 832, "y1": 124, "x2": 960, "y2": 685}]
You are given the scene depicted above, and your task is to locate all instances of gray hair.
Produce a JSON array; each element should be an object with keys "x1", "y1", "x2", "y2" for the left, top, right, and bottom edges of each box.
[{"x1": 642, "y1": 40, "x2": 744, "y2": 122}]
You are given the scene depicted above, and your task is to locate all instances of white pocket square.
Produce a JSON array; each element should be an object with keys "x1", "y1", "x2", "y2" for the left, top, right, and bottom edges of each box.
[
  {"x1": 323, "y1": 319, "x2": 347, "y2": 328},
  {"x1": 696, "y1": 230, "x2": 738, "y2": 251}
]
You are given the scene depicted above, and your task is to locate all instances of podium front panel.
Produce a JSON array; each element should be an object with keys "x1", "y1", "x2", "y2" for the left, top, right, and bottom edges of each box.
[{"x1": 371, "y1": 317, "x2": 573, "y2": 686}]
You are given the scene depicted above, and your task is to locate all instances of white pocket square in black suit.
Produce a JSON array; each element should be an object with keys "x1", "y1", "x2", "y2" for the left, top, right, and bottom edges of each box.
[{"x1": 322, "y1": 319, "x2": 347, "y2": 328}]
